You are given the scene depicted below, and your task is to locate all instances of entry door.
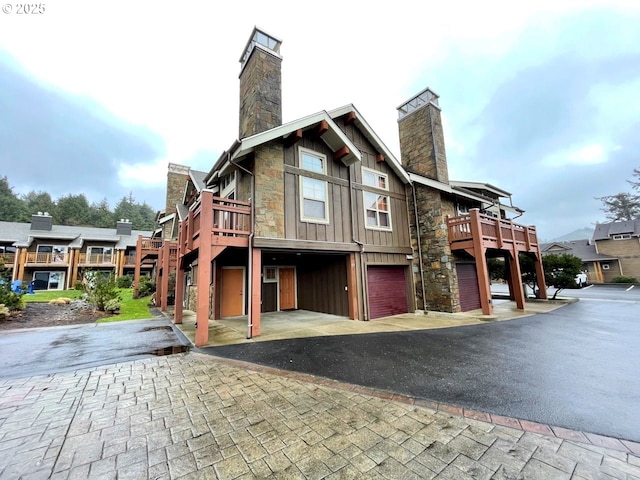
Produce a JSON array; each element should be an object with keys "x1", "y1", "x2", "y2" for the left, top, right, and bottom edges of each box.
[
  {"x1": 279, "y1": 267, "x2": 296, "y2": 310},
  {"x1": 221, "y1": 268, "x2": 244, "y2": 317}
]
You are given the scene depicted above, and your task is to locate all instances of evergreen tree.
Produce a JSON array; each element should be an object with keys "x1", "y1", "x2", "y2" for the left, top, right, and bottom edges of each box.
[
  {"x1": 0, "y1": 176, "x2": 28, "y2": 222},
  {"x1": 597, "y1": 167, "x2": 640, "y2": 221},
  {"x1": 89, "y1": 199, "x2": 115, "y2": 228},
  {"x1": 22, "y1": 191, "x2": 56, "y2": 218},
  {"x1": 56, "y1": 194, "x2": 91, "y2": 226}
]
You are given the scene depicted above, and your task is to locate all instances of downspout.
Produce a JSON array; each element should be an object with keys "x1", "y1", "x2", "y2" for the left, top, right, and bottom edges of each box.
[
  {"x1": 228, "y1": 145, "x2": 256, "y2": 339},
  {"x1": 411, "y1": 183, "x2": 427, "y2": 311},
  {"x1": 349, "y1": 166, "x2": 369, "y2": 321}
]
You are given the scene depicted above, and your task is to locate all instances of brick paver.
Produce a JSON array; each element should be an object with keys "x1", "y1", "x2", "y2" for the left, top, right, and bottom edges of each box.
[{"x1": 0, "y1": 352, "x2": 638, "y2": 479}]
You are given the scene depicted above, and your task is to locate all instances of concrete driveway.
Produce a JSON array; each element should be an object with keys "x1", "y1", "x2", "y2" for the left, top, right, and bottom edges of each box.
[
  {"x1": 0, "y1": 318, "x2": 189, "y2": 380},
  {"x1": 206, "y1": 299, "x2": 640, "y2": 443}
]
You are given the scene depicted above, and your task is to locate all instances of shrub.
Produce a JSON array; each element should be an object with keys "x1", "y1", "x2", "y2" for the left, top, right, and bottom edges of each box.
[
  {"x1": 84, "y1": 271, "x2": 121, "y2": 311},
  {"x1": 116, "y1": 274, "x2": 133, "y2": 289},
  {"x1": 138, "y1": 276, "x2": 156, "y2": 298},
  {"x1": 104, "y1": 298, "x2": 121, "y2": 313},
  {"x1": 0, "y1": 304, "x2": 9, "y2": 318},
  {"x1": 0, "y1": 275, "x2": 24, "y2": 311},
  {"x1": 611, "y1": 275, "x2": 638, "y2": 284},
  {"x1": 74, "y1": 281, "x2": 84, "y2": 291}
]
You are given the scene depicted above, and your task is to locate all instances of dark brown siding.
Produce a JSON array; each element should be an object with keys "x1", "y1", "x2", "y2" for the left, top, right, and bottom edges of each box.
[
  {"x1": 367, "y1": 266, "x2": 409, "y2": 319},
  {"x1": 261, "y1": 283, "x2": 277, "y2": 312},
  {"x1": 297, "y1": 255, "x2": 349, "y2": 316},
  {"x1": 456, "y1": 263, "x2": 481, "y2": 312}
]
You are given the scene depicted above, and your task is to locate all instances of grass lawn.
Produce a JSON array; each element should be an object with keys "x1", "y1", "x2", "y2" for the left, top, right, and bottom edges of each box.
[{"x1": 23, "y1": 288, "x2": 157, "y2": 322}]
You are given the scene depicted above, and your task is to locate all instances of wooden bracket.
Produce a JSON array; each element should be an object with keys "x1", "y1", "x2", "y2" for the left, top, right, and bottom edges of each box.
[{"x1": 284, "y1": 129, "x2": 302, "y2": 148}]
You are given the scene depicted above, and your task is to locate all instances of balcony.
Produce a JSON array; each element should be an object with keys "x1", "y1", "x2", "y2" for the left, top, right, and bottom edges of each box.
[
  {"x1": 77, "y1": 253, "x2": 116, "y2": 266},
  {"x1": 25, "y1": 252, "x2": 70, "y2": 266},
  {"x1": 448, "y1": 210, "x2": 540, "y2": 254},
  {"x1": 179, "y1": 193, "x2": 252, "y2": 254},
  {"x1": 0, "y1": 253, "x2": 15, "y2": 268}
]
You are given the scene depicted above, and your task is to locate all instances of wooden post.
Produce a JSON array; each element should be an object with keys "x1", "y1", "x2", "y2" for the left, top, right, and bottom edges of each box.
[
  {"x1": 174, "y1": 258, "x2": 185, "y2": 324},
  {"x1": 469, "y1": 209, "x2": 493, "y2": 315},
  {"x1": 195, "y1": 191, "x2": 214, "y2": 347},
  {"x1": 159, "y1": 243, "x2": 170, "y2": 312},
  {"x1": 117, "y1": 250, "x2": 125, "y2": 277},
  {"x1": 509, "y1": 251, "x2": 526, "y2": 310},
  {"x1": 250, "y1": 248, "x2": 262, "y2": 337},
  {"x1": 346, "y1": 253, "x2": 358, "y2": 320},
  {"x1": 133, "y1": 235, "x2": 142, "y2": 298},
  {"x1": 534, "y1": 252, "x2": 548, "y2": 300}
]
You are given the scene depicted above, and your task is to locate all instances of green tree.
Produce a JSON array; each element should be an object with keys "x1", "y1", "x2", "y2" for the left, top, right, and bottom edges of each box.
[
  {"x1": 597, "y1": 168, "x2": 640, "y2": 221},
  {"x1": 543, "y1": 253, "x2": 583, "y2": 299},
  {"x1": 0, "y1": 176, "x2": 28, "y2": 222},
  {"x1": 113, "y1": 194, "x2": 156, "y2": 230},
  {"x1": 88, "y1": 199, "x2": 115, "y2": 228},
  {"x1": 56, "y1": 194, "x2": 91, "y2": 226},
  {"x1": 22, "y1": 191, "x2": 56, "y2": 218}
]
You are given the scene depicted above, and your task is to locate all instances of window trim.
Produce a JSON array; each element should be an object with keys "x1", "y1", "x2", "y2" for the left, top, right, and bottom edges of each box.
[
  {"x1": 612, "y1": 234, "x2": 632, "y2": 240},
  {"x1": 299, "y1": 175, "x2": 329, "y2": 224},
  {"x1": 361, "y1": 167, "x2": 389, "y2": 191},
  {"x1": 602, "y1": 264, "x2": 610, "y2": 270},
  {"x1": 363, "y1": 191, "x2": 392, "y2": 231},
  {"x1": 263, "y1": 266, "x2": 277, "y2": 283}
]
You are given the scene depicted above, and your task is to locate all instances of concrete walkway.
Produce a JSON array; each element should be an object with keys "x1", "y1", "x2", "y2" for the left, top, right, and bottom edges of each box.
[
  {"x1": 172, "y1": 298, "x2": 570, "y2": 347},
  {"x1": 1, "y1": 352, "x2": 638, "y2": 479}
]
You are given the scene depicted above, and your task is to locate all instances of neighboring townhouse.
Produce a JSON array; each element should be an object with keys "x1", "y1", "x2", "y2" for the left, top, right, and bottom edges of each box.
[
  {"x1": 592, "y1": 218, "x2": 640, "y2": 281},
  {"x1": 0, "y1": 214, "x2": 153, "y2": 290},
  {"x1": 139, "y1": 28, "x2": 546, "y2": 346},
  {"x1": 540, "y1": 240, "x2": 619, "y2": 284}
]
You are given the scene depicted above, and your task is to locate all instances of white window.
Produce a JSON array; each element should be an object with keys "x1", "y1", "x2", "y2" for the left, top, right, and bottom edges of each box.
[
  {"x1": 612, "y1": 234, "x2": 632, "y2": 240},
  {"x1": 364, "y1": 191, "x2": 391, "y2": 230},
  {"x1": 362, "y1": 167, "x2": 388, "y2": 190},
  {"x1": 300, "y1": 177, "x2": 328, "y2": 223},
  {"x1": 602, "y1": 264, "x2": 610, "y2": 270},
  {"x1": 299, "y1": 148, "x2": 329, "y2": 223},
  {"x1": 263, "y1": 266, "x2": 277, "y2": 283},
  {"x1": 300, "y1": 148, "x2": 326, "y2": 174},
  {"x1": 37, "y1": 245, "x2": 68, "y2": 263},
  {"x1": 88, "y1": 246, "x2": 114, "y2": 263}
]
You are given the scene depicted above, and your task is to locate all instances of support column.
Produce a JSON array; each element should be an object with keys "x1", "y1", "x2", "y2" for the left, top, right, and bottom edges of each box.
[
  {"x1": 469, "y1": 209, "x2": 492, "y2": 315},
  {"x1": 534, "y1": 252, "x2": 548, "y2": 300},
  {"x1": 346, "y1": 253, "x2": 358, "y2": 320},
  {"x1": 250, "y1": 248, "x2": 262, "y2": 337},
  {"x1": 133, "y1": 235, "x2": 142, "y2": 298},
  {"x1": 159, "y1": 244, "x2": 170, "y2": 312},
  {"x1": 174, "y1": 258, "x2": 185, "y2": 324},
  {"x1": 504, "y1": 255, "x2": 516, "y2": 300},
  {"x1": 508, "y1": 251, "x2": 526, "y2": 310},
  {"x1": 16, "y1": 248, "x2": 26, "y2": 281},
  {"x1": 117, "y1": 250, "x2": 125, "y2": 277},
  {"x1": 195, "y1": 191, "x2": 214, "y2": 347},
  {"x1": 67, "y1": 249, "x2": 76, "y2": 289}
]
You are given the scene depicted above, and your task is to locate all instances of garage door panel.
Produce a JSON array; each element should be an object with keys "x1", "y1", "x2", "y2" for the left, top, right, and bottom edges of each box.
[
  {"x1": 368, "y1": 266, "x2": 408, "y2": 319},
  {"x1": 456, "y1": 263, "x2": 481, "y2": 312}
]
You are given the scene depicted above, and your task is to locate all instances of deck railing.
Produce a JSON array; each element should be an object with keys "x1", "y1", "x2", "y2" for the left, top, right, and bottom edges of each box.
[
  {"x1": 180, "y1": 193, "x2": 252, "y2": 252},
  {"x1": 0, "y1": 253, "x2": 15, "y2": 267},
  {"x1": 448, "y1": 210, "x2": 539, "y2": 253},
  {"x1": 25, "y1": 252, "x2": 69, "y2": 265},
  {"x1": 77, "y1": 253, "x2": 116, "y2": 265}
]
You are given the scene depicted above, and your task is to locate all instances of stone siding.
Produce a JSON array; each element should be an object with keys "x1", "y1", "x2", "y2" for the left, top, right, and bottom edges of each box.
[
  {"x1": 239, "y1": 48, "x2": 282, "y2": 139},
  {"x1": 408, "y1": 185, "x2": 460, "y2": 312},
  {"x1": 253, "y1": 144, "x2": 285, "y2": 238},
  {"x1": 398, "y1": 103, "x2": 449, "y2": 183}
]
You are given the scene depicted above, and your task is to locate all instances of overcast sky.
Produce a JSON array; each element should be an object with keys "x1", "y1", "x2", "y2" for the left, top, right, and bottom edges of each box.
[{"x1": 1, "y1": 0, "x2": 638, "y2": 240}]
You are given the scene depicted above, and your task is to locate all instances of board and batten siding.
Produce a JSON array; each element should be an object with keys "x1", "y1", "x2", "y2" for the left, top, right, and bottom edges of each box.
[{"x1": 282, "y1": 125, "x2": 411, "y2": 251}]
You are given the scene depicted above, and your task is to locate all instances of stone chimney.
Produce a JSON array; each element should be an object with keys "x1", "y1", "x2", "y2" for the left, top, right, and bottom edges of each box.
[
  {"x1": 239, "y1": 27, "x2": 282, "y2": 139},
  {"x1": 116, "y1": 219, "x2": 132, "y2": 236},
  {"x1": 397, "y1": 88, "x2": 449, "y2": 183},
  {"x1": 30, "y1": 212, "x2": 53, "y2": 231},
  {"x1": 166, "y1": 163, "x2": 190, "y2": 215}
]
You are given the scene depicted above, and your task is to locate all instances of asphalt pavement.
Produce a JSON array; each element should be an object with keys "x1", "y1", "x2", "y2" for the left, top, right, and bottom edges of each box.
[
  {"x1": 206, "y1": 299, "x2": 640, "y2": 443},
  {"x1": 0, "y1": 318, "x2": 188, "y2": 380}
]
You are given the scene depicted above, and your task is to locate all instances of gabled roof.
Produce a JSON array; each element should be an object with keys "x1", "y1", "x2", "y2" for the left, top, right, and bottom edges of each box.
[
  {"x1": 0, "y1": 221, "x2": 152, "y2": 249},
  {"x1": 593, "y1": 217, "x2": 640, "y2": 240},
  {"x1": 230, "y1": 110, "x2": 362, "y2": 167},
  {"x1": 449, "y1": 180, "x2": 512, "y2": 198},
  {"x1": 329, "y1": 105, "x2": 411, "y2": 184},
  {"x1": 540, "y1": 239, "x2": 617, "y2": 262},
  {"x1": 189, "y1": 169, "x2": 208, "y2": 192}
]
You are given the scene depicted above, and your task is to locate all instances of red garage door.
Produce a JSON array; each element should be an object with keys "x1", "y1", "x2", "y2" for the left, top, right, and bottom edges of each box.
[
  {"x1": 456, "y1": 263, "x2": 481, "y2": 312},
  {"x1": 367, "y1": 266, "x2": 409, "y2": 319}
]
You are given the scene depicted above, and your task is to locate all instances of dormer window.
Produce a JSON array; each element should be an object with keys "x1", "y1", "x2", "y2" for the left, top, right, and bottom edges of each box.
[{"x1": 612, "y1": 234, "x2": 632, "y2": 240}]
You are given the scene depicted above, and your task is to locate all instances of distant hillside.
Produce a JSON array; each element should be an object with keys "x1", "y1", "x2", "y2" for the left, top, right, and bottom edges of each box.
[{"x1": 550, "y1": 228, "x2": 594, "y2": 242}]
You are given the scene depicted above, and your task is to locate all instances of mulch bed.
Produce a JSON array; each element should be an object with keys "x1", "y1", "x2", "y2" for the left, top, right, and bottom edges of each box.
[{"x1": 0, "y1": 302, "x2": 114, "y2": 330}]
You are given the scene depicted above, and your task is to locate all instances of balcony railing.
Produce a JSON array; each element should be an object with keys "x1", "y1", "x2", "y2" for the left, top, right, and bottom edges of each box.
[
  {"x1": 448, "y1": 210, "x2": 540, "y2": 253},
  {"x1": 25, "y1": 252, "x2": 69, "y2": 265},
  {"x1": 0, "y1": 253, "x2": 15, "y2": 267},
  {"x1": 77, "y1": 253, "x2": 116, "y2": 266},
  {"x1": 180, "y1": 193, "x2": 252, "y2": 253}
]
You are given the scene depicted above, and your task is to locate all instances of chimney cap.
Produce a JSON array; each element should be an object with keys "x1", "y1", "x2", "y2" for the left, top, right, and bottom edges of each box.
[
  {"x1": 240, "y1": 26, "x2": 282, "y2": 67},
  {"x1": 397, "y1": 87, "x2": 440, "y2": 120}
]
